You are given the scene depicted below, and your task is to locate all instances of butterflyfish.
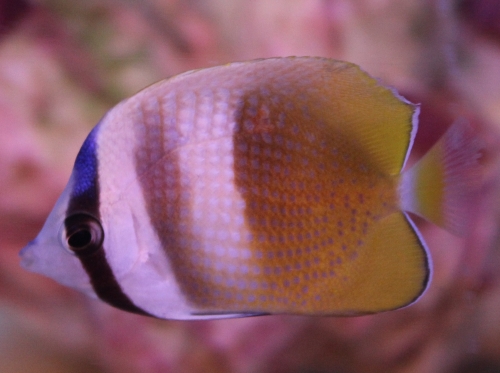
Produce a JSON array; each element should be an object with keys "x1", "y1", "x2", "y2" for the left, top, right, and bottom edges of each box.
[{"x1": 20, "y1": 57, "x2": 481, "y2": 319}]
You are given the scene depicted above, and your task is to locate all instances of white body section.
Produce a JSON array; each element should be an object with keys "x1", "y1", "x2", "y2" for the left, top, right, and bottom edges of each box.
[{"x1": 95, "y1": 92, "x2": 255, "y2": 319}]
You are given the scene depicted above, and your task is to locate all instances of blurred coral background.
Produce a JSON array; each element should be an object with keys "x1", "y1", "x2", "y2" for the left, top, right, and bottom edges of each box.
[{"x1": 1, "y1": 0, "x2": 500, "y2": 372}]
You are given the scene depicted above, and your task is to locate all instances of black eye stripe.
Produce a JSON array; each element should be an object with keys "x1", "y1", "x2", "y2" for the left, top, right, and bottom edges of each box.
[{"x1": 66, "y1": 124, "x2": 150, "y2": 316}]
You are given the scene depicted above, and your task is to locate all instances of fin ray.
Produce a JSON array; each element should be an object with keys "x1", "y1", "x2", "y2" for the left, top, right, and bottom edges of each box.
[{"x1": 400, "y1": 120, "x2": 482, "y2": 234}]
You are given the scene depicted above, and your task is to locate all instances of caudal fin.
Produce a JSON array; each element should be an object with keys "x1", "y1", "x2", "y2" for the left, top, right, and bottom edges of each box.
[{"x1": 400, "y1": 120, "x2": 482, "y2": 235}]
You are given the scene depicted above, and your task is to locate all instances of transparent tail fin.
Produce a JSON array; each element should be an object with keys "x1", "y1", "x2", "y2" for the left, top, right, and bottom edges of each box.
[{"x1": 400, "y1": 119, "x2": 482, "y2": 234}]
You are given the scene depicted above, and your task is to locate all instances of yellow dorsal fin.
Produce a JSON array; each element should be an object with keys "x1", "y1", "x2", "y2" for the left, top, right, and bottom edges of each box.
[
  {"x1": 304, "y1": 59, "x2": 418, "y2": 175},
  {"x1": 143, "y1": 57, "x2": 418, "y2": 175}
]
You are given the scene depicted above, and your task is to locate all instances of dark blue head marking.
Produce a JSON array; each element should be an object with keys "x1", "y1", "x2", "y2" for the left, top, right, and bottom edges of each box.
[
  {"x1": 65, "y1": 121, "x2": 149, "y2": 316},
  {"x1": 71, "y1": 124, "x2": 100, "y2": 206}
]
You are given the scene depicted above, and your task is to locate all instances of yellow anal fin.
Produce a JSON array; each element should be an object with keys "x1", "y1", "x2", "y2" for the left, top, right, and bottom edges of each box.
[
  {"x1": 332, "y1": 213, "x2": 430, "y2": 315},
  {"x1": 400, "y1": 120, "x2": 482, "y2": 234}
]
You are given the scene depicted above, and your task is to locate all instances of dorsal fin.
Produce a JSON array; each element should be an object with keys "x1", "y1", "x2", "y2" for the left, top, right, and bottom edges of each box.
[
  {"x1": 303, "y1": 59, "x2": 418, "y2": 174},
  {"x1": 142, "y1": 57, "x2": 418, "y2": 175}
]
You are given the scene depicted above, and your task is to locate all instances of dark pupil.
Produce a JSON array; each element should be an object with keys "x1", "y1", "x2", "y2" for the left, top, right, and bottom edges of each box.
[{"x1": 68, "y1": 229, "x2": 92, "y2": 248}]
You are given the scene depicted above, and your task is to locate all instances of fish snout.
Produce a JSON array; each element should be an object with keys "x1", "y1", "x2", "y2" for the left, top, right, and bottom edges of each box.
[{"x1": 19, "y1": 240, "x2": 37, "y2": 269}]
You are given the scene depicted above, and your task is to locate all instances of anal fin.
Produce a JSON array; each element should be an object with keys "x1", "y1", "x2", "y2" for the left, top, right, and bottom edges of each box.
[{"x1": 333, "y1": 212, "x2": 431, "y2": 314}]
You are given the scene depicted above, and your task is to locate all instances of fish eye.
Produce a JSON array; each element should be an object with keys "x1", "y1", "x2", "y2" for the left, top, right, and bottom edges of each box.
[{"x1": 64, "y1": 213, "x2": 104, "y2": 256}]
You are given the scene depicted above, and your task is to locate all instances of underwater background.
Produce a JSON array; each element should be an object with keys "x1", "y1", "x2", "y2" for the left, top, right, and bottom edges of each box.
[{"x1": 1, "y1": 0, "x2": 500, "y2": 372}]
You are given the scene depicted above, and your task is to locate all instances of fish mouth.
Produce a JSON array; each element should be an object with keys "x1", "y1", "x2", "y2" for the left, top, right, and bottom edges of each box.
[{"x1": 19, "y1": 240, "x2": 37, "y2": 270}]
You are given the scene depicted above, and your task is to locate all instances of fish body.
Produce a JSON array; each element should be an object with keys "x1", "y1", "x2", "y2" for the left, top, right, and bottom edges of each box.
[{"x1": 20, "y1": 57, "x2": 480, "y2": 319}]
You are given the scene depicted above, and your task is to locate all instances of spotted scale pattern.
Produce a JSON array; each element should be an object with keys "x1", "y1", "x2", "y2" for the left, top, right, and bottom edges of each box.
[
  {"x1": 227, "y1": 91, "x2": 398, "y2": 313},
  {"x1": 133, "y1": 58, "x2": 414, "y2": 315}
]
